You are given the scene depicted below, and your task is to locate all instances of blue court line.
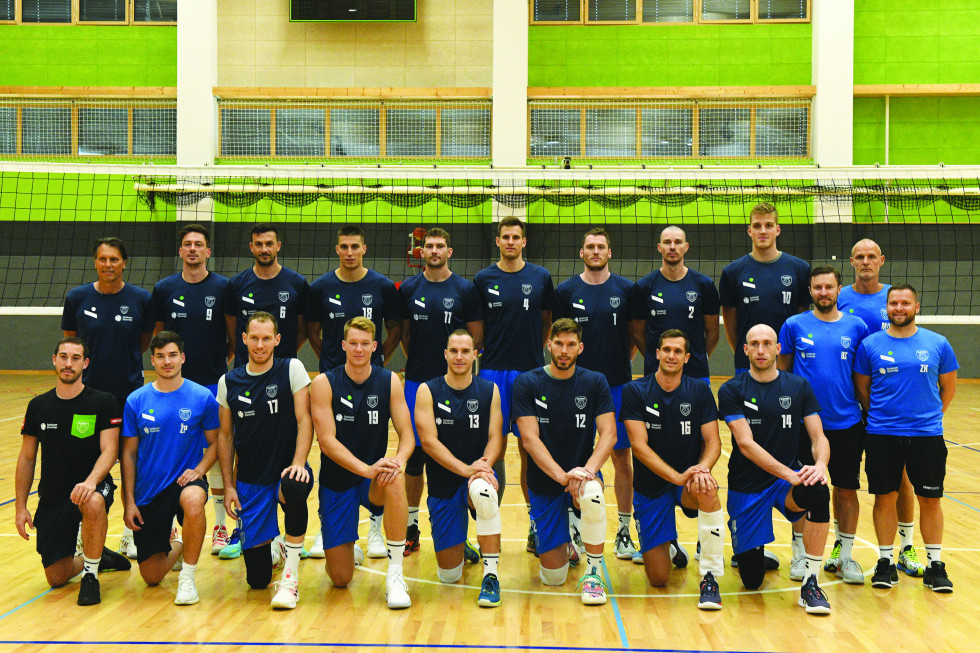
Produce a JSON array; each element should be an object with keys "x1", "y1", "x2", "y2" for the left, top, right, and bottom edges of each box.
[
  {"x1": 0, "y1": 643, "x2": 776, "y2": 653},
  {"x1": 944, "y1": 438, "x2": 980, "y2": 455},
  {"x1": 0, "y1": 491, "x2": 36, "y2": 508},
  {"x1": 600, "y1": 559, "x2": 630, "y2": 650},
  {"x1": 944, "y1": 495, "x2": 980, "y2": 514},
  {"x1": 0, "y1": 588, "x2": 52, "y2": 621}
]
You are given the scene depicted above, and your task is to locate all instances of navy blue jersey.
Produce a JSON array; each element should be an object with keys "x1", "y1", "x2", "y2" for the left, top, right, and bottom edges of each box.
[
  {"x1": 718, "y1": 371, "x2": 821, "y2": 493},
  {"x1": 838, "y1": 284, "x2": 891, "y2": 333},
  {"x1": 473, "y1": 263, "x2": 555, "y2": 372},
  {"x1": 399, "y1": 273, "x2": 483, "y2": 382},
  {"x1": 224, "y1": 267, "x2": 310, "y2": 367},
  {"x1": 62, "y1": 283, "x2": 155, "y2": 402},
  {"x1": 218, "y1": 358, "x2": 308, "y2": 485},
  {"x1": 778, "y1": 311, "x2": 868, "y2": 429},
  {"x1": 152, "y1": 272, "x2": 230, "y2": 386},
  {"x1": 554, "y1": 274, "x2": 635, "y2": 386},
  {"x1": 423, "y1": 376, "x2": 496, "y2": 498},
  {"x1": 319, "y1": 364, "x2": 393, "y2": 491},
  {"x1": 308, "y1": 270, "x2": 400, "y2": 373},
  {"x1": 718, "y1": 253, "x2": 811, "y2": 369},
  {"x1": 632, "y1": 269, "x2": 720, "y2": 378},
  {"x1": 512, "y1": 367, "x2": 615, "y2": 496},
  {"x1": 620, "y1": 375, "x2": 718, "y2": 498}
]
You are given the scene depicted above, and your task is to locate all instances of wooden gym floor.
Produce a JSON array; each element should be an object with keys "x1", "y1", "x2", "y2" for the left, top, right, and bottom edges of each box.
[{"x1": 0, "y1": 371, "x2": 977, "y2": 653}]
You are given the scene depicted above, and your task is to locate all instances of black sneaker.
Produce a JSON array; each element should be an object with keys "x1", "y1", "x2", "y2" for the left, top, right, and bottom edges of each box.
[
  {"x1": 77, "y1": 572, "x2": 101, "y2": 606},
  {"x1": 669, "y1": 540, "x2": 688, "y2": 568},
  {"x1": 871, "y1": 558, "x2": 899, "y2": 589},
  {"x1": 98, "y1": 546, "x2": 132, "y2": 573},
  {"x1": 526, "y1": 523, "x2": 538, "y2": 557},
  {"x1": 404, "y1": 524, "x2": 420, "y2": 556},
  {"x1": 799, "y1": 576, "x2": 831, "y2": 615},
  {"x1": 923, "y1": 561, "x2": 953, "y2": 593},
  {"x1": 697, "y1": 572, "x2": 722, "y2": 611}
]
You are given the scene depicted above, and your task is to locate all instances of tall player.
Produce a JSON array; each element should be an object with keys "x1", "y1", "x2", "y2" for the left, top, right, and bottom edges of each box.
[
  {"x1": 63, "y1": 236, "x2": 154, "y2": 558},
  {"x1": 778, "y1": 266, "x2": 869, "y2": 584},
  {"x1": 718, "y1": 325, "x2": 832, "y2": 615},
  {"x1": 415, "y1": 330, "x2": 504, "y2": 607},
  {"x1": 121, "y1": 331, "x2": 219, "y2": 605},
  {"x1": 839, "y1": 239, "x2": 925, "y2": 577},
  {"x1": 555, "y1": 228, "x2": 638, "y2": 560},
  {"x1": 151, "y1": 224, "x2": 233, "y2": 555},
  {"x1": 620, "y1": 330, "x2": 725, "y2": 610},
  {"x1": 399, "y1": 228, "x2": 483, "y2": 555},
  {"x1": 854, "y1": 285, "x2": 958, "y2": 593},
  {"x1": 513, "y1": 319, "x2": 616, "y2": 605},
  {"x1": 310, "y1": 317, "x2": 415, "y2": 609},
  {"x1": 216, "y1": 312, "x2": 314, "y2": 609},
  {"x1": 16, "y1": 338, "x2": 130, "y2": 606},
  {"x1": 224, "y1": 224, "x2": 310, "y2": 368},
  {"x1": 473, "y1": 216, "x2": 555, "y2": 556},
  {"x1": 307, "y1": 224, "x2": 400, "y2": 559}
]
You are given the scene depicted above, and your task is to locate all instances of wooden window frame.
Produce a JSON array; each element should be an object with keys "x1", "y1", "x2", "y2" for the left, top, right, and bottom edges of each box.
[
  {"x1": 530, "y1": 0, "x2": 808, "y2": 25},
  {"x1": 0, "y1": 0, "x2": 21, "y2": 24},
  {"x1": 10, "y1": 0, "x2": 174, "y2": 25}
]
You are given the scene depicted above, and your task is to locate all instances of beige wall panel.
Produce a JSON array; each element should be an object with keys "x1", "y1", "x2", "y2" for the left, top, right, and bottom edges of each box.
[
  {"x1": 455, "y1": 65, "x2": 491, "y2": 86},
  {"x1": 306, "y1": 66, "x2": 358, "y2": 87},
  {"x1": 255, "y1": 65, "x2": 308, "y2": 86},
  {"x1": 219, "y1": 66, "x2": 257, "y2": 87},
  {"x1": 256, "y1": 40, "x2": 307, "y2": 67},
  {"x1": 355, "y1": 66, "x2": 408, "y2": 87},
  {"x1": 220, "y1": 41, "x2": 258, "y2": 66}
]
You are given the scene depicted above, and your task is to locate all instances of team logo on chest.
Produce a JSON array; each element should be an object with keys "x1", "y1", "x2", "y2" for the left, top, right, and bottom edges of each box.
[
  {"x1": 367, "y1": 395, "x2": 379, "y2": 408},
  {"x1": 779, "y1": 396, "x2": 792, "y2": 410},
  {"x1": 522, "y1": 284, "x2": 533, "y2": 295},
  {"x1": 179, "y1": 408, "x2": 191, "y2": 421},
  {"x1": 120, "y1": 305, "x2": 129, "y2": 315},
  {"x1": 609, "y1": 296, "x2": 621, "y2": 308},
  {"x1": 780, "y1": 276, "x2": 793, "y2": 287},
  {"x1": 880, "y1": 308, "x2": 888, "y2": 319},
  {"x1": 916, "y1": 350, "x2": 930, "y2": 362},
  {"x1": 467, "y1": 399, "x2": 479, "y2": 413},
  {"x1": 362, "y1": 294, "x2": 373, "y2": 306},
  {"x1": 266, "y1": 385, "x2": 278, "y2": 398},
  {"x1": 205, "y1": 296, "x2": 216, "y2": 307},
  {"x1": 443, "y1": 297, "x2": 455, "y2": 309},
  {"x1": 841, "y1": 336, "x2": 851, "y2": 348},
  {"x1": 575, "y1": 396, "x2": 587, "y2": 410},
  {"x1": 680, "y1": 403, "x2": 692, "y2": 417},
  {"x1": 279, "y1": 291, "x2": 290, "y2": 302},
  {"x1": 686, "y1": 291, "x2": 698, "y2": 302}
]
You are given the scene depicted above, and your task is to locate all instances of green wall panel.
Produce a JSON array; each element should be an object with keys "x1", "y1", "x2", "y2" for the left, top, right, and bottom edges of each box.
[
  {"x1": 853, "y1": 97, "x2": 980, "y2": 166},
  {"x1": 529, "y1": 24, "x2": 811, "y2": 87},
  {"x1": 0, "y1": 25, "x2": 176, "y2": 87}
]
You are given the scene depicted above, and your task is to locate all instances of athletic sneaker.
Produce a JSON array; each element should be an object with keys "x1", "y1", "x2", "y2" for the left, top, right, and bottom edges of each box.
[
  {"x1": 271, "y1": 568, "x2": 299, "y2": 609},
  {"x1": 219, "y1": 528, "x2": 242, "y2": 559},
  {"x1": 631, "y1": 549, "x2": 643, "y2": 565},
  {"x1": 386, "y1": 568, "x2": 412, "y2": 609},
  {"x1": 697, "y1": 572, "x2": 722, "y2": 611},
  {"x1": 308, "y1": 532, "x2": 325, "y2": 559},
  {"x1": 170, "y1": 528, "x2": 183, "y2": 572},
  {"x1": 211, "y1": 525, "x2": 229, "y2": 555},
  {"x1": 923, "y1": 561, "x2": 953, "y2": 593},
  {"x1": 578, "y1": 569, "x2": 607, "y2": 605},
  {"x1": 799, "y1": 576, "x2": 831, "y2": 614},
  {"x1": 464, "y1": 540, "x2": 481, "y2": 564},
  {"x1": 174, "y1": 573, "x2": 199, "y2": 605},
  {"x1": 77, "y1": 572, "x2": 101, "y2": 606},
  {"x1": 367, "y1": 524, "x2": 387, "y2": 558},
  {"x1": 837, "y1": 558, "x2": 865, "y2": 585},
  {"x1": 570, "y1": 523, "x2": 585, "y2": 556},
  {"x1": 789, "y1": 554, "x2": 806, "y2": 582},
  {"x1": 898, "y1": 545, "x2": 926, "y2": 577},
  {"x1": 404, "y1": 524, "x2": 421, "y2": 556},
  {"x1": 353, "y1": 543, "x2": 364, "y2": 566},
  {"x1": 669, "y1": 540, "x2": 688, "y2": 568},
  {"x1": 731, "y1": 549, "x2": 780, "y2": 570},
  {"x1": 118, "y1": 531, "x2": 137, "y2": 559},
  {"x1": 871, "y1": 558, "x2": 899, "y2": 589},
  {"x1": 478, "y1": 573, "x2": 502, "y2": 608},
  {"x1": 75, "y1": 525, "x2": 83, "y2": 557},
  {"x1": 98, "y1": 547, "x2": 132, "y2": 573},
  {"x1": 526, "y1": 523, "x2": 538, "y2": 556},
  {"x1": 271, "y1": 536, "x2": 286, "y2": 573},
  {"x1": 695, "y1": 540, "x2": 700, "y2": 561},
  {"x1": 614, "y1": 527, "x2": 637, "y2": 560},
  {"x1": 567, "y1": 542, "x2": 580, "y2": 567},
  {"x1": 823, "y1": 540, "x2": 842, "y2": 573}
]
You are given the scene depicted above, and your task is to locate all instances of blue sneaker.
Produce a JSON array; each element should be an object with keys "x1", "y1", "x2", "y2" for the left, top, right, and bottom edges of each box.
[
  {"x1": 478, "y1": 573, "x2": 501, "y2": 607},
  {"x1": 464, "y1": 539, "x2": 481, "y2": 564},
  {"x1": 218, "y1": 528, "x2": 242, "y2": 559},
  {"x1": 799, "y1": 576, "x2": 831, "y2": 615}
]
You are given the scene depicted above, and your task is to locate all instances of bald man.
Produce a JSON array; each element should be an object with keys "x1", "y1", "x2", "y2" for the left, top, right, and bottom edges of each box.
[{"x1": 717, "y1": 324, "x2": 833, "y2": 614}]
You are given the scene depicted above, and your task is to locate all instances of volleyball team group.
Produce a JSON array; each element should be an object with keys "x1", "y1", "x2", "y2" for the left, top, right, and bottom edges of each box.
[{"x1": 15, "y1": 204, "x2": 958, "y2": 616}]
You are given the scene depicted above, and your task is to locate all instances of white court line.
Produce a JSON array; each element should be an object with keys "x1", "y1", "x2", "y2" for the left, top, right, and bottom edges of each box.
[
  {"x1": 948, "y1": 442, "x2": 980, "y2": 447},
  {"x1": 0, "y1": 416, "x2": 22, "y2": 423},
  {"x1": 970, "y1": 408, "x2": 980, "y2": 413}
]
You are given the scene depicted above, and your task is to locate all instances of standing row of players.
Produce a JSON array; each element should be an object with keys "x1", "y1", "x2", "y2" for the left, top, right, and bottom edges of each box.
[{"x1": 17, "y1": 204, "x2": 957, "y2": 610}]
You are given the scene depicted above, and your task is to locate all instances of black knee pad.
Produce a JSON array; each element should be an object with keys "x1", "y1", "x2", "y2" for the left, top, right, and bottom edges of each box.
[
  {"x1": 406, "y1": 447, "x2": 426, "y2": 476},
  {"x1": 280, "y1": 476, "x2": 312, "y2": 537},
  {"x1": 734, "y1": 547, "x2": 765, "y2": 590},
  {"x1": 243, "y1": 543, "x2": 272, "y2": 589},
  {"x1": 492, "y1": 458, "x2": 506, "y2": 505},
  {"x1": 792, "y1": 483, "x2": 831, "y2": 523}
]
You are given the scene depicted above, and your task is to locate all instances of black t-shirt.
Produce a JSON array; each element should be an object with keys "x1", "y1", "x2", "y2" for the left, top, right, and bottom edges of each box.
[{"x1": 21, "y1": 386, "x2": 121, "y2": 506}]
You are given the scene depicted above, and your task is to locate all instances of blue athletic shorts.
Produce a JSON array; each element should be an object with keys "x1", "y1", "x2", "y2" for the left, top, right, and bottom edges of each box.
[
  {"x1": 528, "y1": 472, "x2": 601, "y2": 554},
  {"x1": 726, "y1": 478, "x2": 804, "y2": 555},
  {"x1": 634, "y1": 487, "x2": 698, "y2": 553},
  {"x1": 428, "y1": 483, "x2": 472, "y2": 553},
  {"x1": 609, "y1": 384, "x2": 629, "y2": 450},
  {"x1": 404, "y1": 379, "x2": 423, "y2": 445},
  {"x1": 318, "y1": 477, "x2": 383, "y2": 550},
  {"x1": 478, "y1": 368, "x2": 521, "y2": 437},
  {"x1": 237, "y1": 463, "x2": 312, "y2": 550}
]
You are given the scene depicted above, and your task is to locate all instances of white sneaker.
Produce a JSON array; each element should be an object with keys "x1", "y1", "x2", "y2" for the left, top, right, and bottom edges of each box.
[
  {"x1": 837, "y1": 558, "x2": 865, "y2": 585},
  {"x1": 367, "y1": 524, "x2": 387, "y2": 558},
  {"x1": 210, "y1": 525, "x2": 229, "y2": 556},
  {"x1": 354, "y1": 543, "x2": 365, "y2": 566},
  {"x1": 174, "y1": 573, "x2": 199, "y2": 605},
  {"x1": 271, "y1": 536, "x2": 286, "y2": 572},
  {"x1": 118, "y1": 530, "x2": 137, "y2": 559},
  {"x1": 271, "y1": 568, "x2": 299, "y2": 610},
  {"x1": 790, "y1": 554, "x2": 806, "y2": 582},
  {"x1": 308, "y1": 532, "x2": 325, "y2": 559},
  {"x1": 386, "y1": 568, "x2": 411, "y2": 609}
]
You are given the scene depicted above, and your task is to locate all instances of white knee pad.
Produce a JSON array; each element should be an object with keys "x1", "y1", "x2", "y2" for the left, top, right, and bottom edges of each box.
[
  {"x1": 539, "y1": 562, "x2": 569, "y2": 586},
  {"x1": 468, "y1": 478, "x2": 501, "y2": 536},
  {"x1": 578, "y1": 480, "x2": 605, "y2": 546},
  {"x1": 437, "y1": 561, "x2": 463, "y2": 584},
  {"x1": 207, "y1": 462, "x2": 224, "y2": 490}
]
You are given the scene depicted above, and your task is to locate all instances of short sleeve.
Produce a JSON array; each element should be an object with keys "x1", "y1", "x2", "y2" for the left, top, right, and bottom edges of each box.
[
  {"x1": 202, "y1": 392, "x2": 220, "y2": 430},
  {"x1": 21, "y1": 398, "x2": 39, "y2": 437},
  {"x1": 151, "y1": 283, "x2": 166, "y2": 324},
  {"x1": 62, "y1": 289, "x2": 79, "y2": 331},
  {"x1": 288, "y1": 358, "x2": 312, "y2": 393},
  {"x1": 701, "y1": 276, "x2": 721, "y2": 315},
  {"x1": 796, "y1": 259, "x2": 811, "y2": 311},
  {"x1": 216, "y1": 375, "x2": 229, "y2": 409},
  {"x1": 800, "y1": 379, "x2": 821, "y2": 417},
  {"x1": 140, "y1": 290, "x2": 155, "y2": 332},
  {"x1": 121, "y1": 395, "x2": 139, "y2": 439},
  {"x1": 778, "y1": 320, "x2": 795, "y2": 355},
  {"x1": 223, "y1": 277, "x2": 238, "y2": 317},
  {"x1": 382, "y1": 278, "x2": 400, "y2": 322},
  {"x1": 718, "y1": 266, "x2": 736, "y2": 308},
  {"x1": 717, "y1": 381, "x2": 744, "y2": 423},
  {"x1": 853, "y1": 341, "x2": 871, "y2": 376},
  {"x1": 939, "y1": 339, "x2": 959, "y2": 374},
  {"x1": 552, "y1": 283, "x2": 569, "y2": 321},
  {"x1": 696, "y1": 383, "x2": 719, "y2": 424},
  {"x1": 299, "y1": 278, "x2": 312, "y2": 320},
  {"x1": 462, "y1": 281, "x2": 484, "y2": 322},
  {"x1": 98, "y1": 392, "x2": 122, "y2": 431},
  {"x1": 397, "y1": 281, "x2": 410, "y2": 320},
  {"x1": 541, "y1": 272, "x2": 557, "y2": 314},
  {"x1": 629, "y1": 281, "x2": 646, "y2": 320},
  {"x1": 593, "y1": 375, "x2": 615, "y2": 416},
  {"x1": 618, "y1": 382, "x2": 643, "y2": 422},
  {"x1": 307, "y1": 281, "x2": 323, "y2": 323},
  {"x1": 510, "y1": 373, "x2": 534, "y2": 419}
]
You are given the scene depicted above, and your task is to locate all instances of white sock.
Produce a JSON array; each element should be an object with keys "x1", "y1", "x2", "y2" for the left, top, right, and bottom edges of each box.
[
  {"x1": 483, "y1": 553, "x2": 499, "y2": 577},
  {"x1": 408, "y1": 508, "x2": 419, "y2": 529},
  {"x1": 804, "y1": 554, "x2": 821, "y2": 582},
  {"x1": 617, "y1": 512, "x2": 631, "y2": 532},
  {"x1": 925, "y1": 544, "x2": 941, "y2": 563},
  {"x1": 879, "y1": 545, "x2": 894, "y2": 561},
  {"x1": 83, "y1": 555, "x2": 99, "y2": 576},
  {"x1": 387, "y1": 539, "x2": 405, "y2": 569},
  {"x1": 586, "y1": 553, "x2": 602, "y2": 572},
  {"x1": 898, "y1": 522, "x2": 914, "y2": 549},
  {"x1": 839, "y1": 533, "x2": 856, "y2": 560},
  {"x1": 285, "y1": 541, "x2": 302, "y2": 576},
  {"x1": 833, "y1": 519, "x2": 839, "y2": 538},
  {"x1": 370, "y1": 512, "x2": 383, "y2": 532},
  {"x1": 180, "y1": 562, "x2": 197, "y2": 578},
  {"x1": 213, "y1": 497, "x2": 225, "y2": 528}
]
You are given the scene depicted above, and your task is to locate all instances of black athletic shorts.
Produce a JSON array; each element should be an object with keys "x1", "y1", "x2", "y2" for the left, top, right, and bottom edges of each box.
[
  {"x1": 825, "y1": 421, "x2": 866, "y2": 490},
  {"x1": 133, "y1": 479, "x2": 208, "y2": 564},
  {"x1": 865, "y1": 433, "x2": 946, "y2": 499},
  {"x1": 34, "y1": 479, "x2": 115, "y2": 568}
]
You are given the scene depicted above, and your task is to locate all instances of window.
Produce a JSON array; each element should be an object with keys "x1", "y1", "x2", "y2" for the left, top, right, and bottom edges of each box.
[
  {"x1": 642, "y1": 0, "x2": 693, "y2": 23},
  {"x1": 699, "y1": 108, "x2": 750, "y2": 157},
  {"x1": 533, "y1": 0, "x2": 580, "y2": 22},
  {"x1": 276, "y1": 108, "x2": 325, "y2": 157},
  {"x1": 133, "y1": 107, "x2": 176, "y2": 155},
  {"x1": 758, "y1": 0, "x2": 806, "y2": 20},
  {"x1": 133, "y1": 0, "x2": 176, "y2": 22},
  {"x1": 530, "y1": 109, "x2": 581, "y2": 157},
  {"x1": 586, "y1": 109, "x2": 636, "y2": 157},
  {"x1": 532, "y1": 0, "x2": 803, "y2": 24},
  {"x1": 22, "y1": 0, "x2": 71, "y2": 22},
  {"x1": 755, "y1": 107, "x2": 807, "y2": 157},
  {"x1": 330, "y1": 109, "x2": 380, "y2": 157},
  {"x1": 701, "y1": 0, "x2": 751, "y2": 21},
  {"x1": 0, "y1": 0, "x2": 15, "y2": 21},
  {"x1": 641, "y1": 108, "x2": 692, "y2": 156},
  {"x1": 386, "y1": 109, "x2": 437, "y2": 157},
  {"x1": 587, "y1": 0, "x2": 636, "y2": 22},
  {"x1": 0, "y1": 107, "x2": 15, "y2": 153},
  {"x1": 440, "y1": 109, "x2": 491, "y2": 158},
  {"x1": 79, "y1": 107, "x2": 128, "y2": 156},
  {"x1": 22, "y1": 107, "x2": 72, "y2": 155},
  {"x1": 220, "y1": 109, "x2": 272, "y2": 157},
  {"x1": 79, "y1": 0, "x2": 126, "y2": 21}
]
